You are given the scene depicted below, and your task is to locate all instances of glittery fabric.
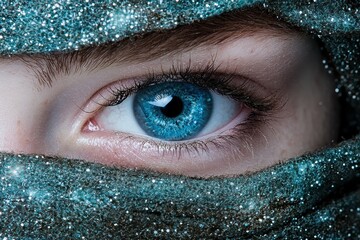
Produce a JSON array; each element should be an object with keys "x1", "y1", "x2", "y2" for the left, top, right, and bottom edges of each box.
[
  {"x1": 0, "y1": 143, "x2": 359, "y2": 238},
  {"x1": 0, "y1": 0, "x2": 359, "y2": 238},
  {"x1": 266, "y1": 0, "x2": 360, "y2": 135},
  {"x1": 0, "y1": 0, "x2": 259, "y2": 54}
]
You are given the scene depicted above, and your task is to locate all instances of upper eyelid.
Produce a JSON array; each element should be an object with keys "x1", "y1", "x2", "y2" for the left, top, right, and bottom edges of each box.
[
  {"x1": 85, "y1": 61, "x2": 282, "y2": 118},
  {"x1": 5, "y1": 8, "x2": 296, "y2": 89}
]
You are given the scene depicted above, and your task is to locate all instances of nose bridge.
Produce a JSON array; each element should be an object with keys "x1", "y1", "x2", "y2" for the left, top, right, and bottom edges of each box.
[
  {"x1": 0, "y1": 63, "x2": 45, "y2": 154},
  {"x1": 0, "y1": 97, "x2": 45, "y2": 154}
]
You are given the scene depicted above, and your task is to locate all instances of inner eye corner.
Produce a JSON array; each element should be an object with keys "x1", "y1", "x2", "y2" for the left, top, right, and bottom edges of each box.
[{"x1": 80, "y1": 118, "x2": 99, "y2": 133}]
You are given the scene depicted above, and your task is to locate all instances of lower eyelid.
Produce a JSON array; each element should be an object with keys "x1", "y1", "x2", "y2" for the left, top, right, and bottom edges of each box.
[{"x1": 73, "y1": 115, "x2": 265, "y2": 177}]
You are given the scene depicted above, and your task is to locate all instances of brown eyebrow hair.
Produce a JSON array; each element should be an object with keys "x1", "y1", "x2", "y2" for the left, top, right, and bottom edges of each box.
[{"x1": 5, "y1": 6, "x2": 298, "y2": 88}]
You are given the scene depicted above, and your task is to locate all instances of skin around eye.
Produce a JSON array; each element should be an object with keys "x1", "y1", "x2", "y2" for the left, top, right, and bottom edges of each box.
[
  {"x1": 59, "y1": 35, "x2": 338, "y2": 177},
  {"x1": 0, "y1": 30, "x2": 339, "y2": 177}
]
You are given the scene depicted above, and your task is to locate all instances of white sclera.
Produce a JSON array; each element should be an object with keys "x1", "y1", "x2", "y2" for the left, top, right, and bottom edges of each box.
[
  {"x1": 96, "y1": 90, "x2": 243, "y2": 140},
  {"x1": 196, "y1": 92, "x2": 241, "y2": 137},
  {"x1": 97, "y1": 94, "x2": 146, "y2": 135}
]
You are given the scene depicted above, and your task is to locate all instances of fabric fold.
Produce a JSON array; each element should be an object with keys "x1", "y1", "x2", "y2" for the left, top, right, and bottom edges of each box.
[{"x1": 0, "y1": 136, "x2": 358, "y2": 238}]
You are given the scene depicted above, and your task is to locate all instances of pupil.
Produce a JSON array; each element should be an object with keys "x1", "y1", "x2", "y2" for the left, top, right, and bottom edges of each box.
[{"x1": 160, "y1": 96, "x2": 184, "y2": 118}]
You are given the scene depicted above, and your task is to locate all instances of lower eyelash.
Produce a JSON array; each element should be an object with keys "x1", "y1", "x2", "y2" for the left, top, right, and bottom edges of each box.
[{"x1": 110, "y1": 110, "x2": 272, "y2": 162}]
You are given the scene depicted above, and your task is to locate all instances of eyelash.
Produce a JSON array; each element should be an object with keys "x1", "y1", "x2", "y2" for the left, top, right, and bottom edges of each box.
[{"x1": 86, "y1": 61, "x2": 280, "y2": 158}]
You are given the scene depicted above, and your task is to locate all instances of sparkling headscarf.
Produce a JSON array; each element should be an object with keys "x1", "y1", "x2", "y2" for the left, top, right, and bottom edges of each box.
[{"x1": 0, "y1": 0, "x2": 359, "y2": 238}]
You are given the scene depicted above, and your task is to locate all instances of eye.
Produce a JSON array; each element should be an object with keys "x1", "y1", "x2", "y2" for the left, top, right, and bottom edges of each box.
[
  {"x1": 74, "y1": 63, "x2": 281, "y2": 177},
  {"x1": 92, "y1": 81, "x2": 246, "y2": 142}
]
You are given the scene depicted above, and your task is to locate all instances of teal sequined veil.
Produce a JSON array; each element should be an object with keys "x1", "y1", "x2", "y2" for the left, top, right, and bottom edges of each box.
[{"x1": 0, "y1": 0, "x2": 359, "y2": 238}]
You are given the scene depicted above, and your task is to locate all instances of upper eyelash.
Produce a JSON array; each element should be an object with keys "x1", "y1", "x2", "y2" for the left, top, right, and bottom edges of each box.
[{"x1": 102, "y1": 60, "x2": 281, "y2": 115}]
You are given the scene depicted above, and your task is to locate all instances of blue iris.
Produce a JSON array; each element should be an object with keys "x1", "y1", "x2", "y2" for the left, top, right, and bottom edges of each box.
[{"x1": 133, "y1": 82, "x2": 213, "y2": 141}]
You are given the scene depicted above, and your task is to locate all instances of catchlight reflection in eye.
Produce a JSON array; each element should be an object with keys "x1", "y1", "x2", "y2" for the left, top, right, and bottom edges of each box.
[
  {"x1": 92, "y1": 81, "x2": 245, "y2": 142},
  {"x1": 134, "y1": 82, "x2": 213, "y2": 141}
]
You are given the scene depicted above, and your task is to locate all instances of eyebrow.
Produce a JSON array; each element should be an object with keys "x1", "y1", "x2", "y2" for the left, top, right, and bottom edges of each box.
[{"x1": 6, "y1": 7, "x2": 296, "y2": 88}]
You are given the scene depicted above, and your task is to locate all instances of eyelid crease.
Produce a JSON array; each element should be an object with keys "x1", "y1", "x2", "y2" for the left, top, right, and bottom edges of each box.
[
  {"x1": 3, "y1": 7, "x2": 298, "y2": 89},
  {"x1": 99, "y1": 59, "x2": 284, "y2": 116}
]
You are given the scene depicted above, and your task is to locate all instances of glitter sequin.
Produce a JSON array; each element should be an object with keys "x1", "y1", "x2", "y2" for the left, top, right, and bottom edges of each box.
[
  {"x1": 0, "y1": 141, "x2": 358, "y2": 238},
  {"x1": 0, "y1": 0, "x2": 359, "y2": 238},
  {"x1": 0, "y1": 0, "x2": 260, "y2": 54}
]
